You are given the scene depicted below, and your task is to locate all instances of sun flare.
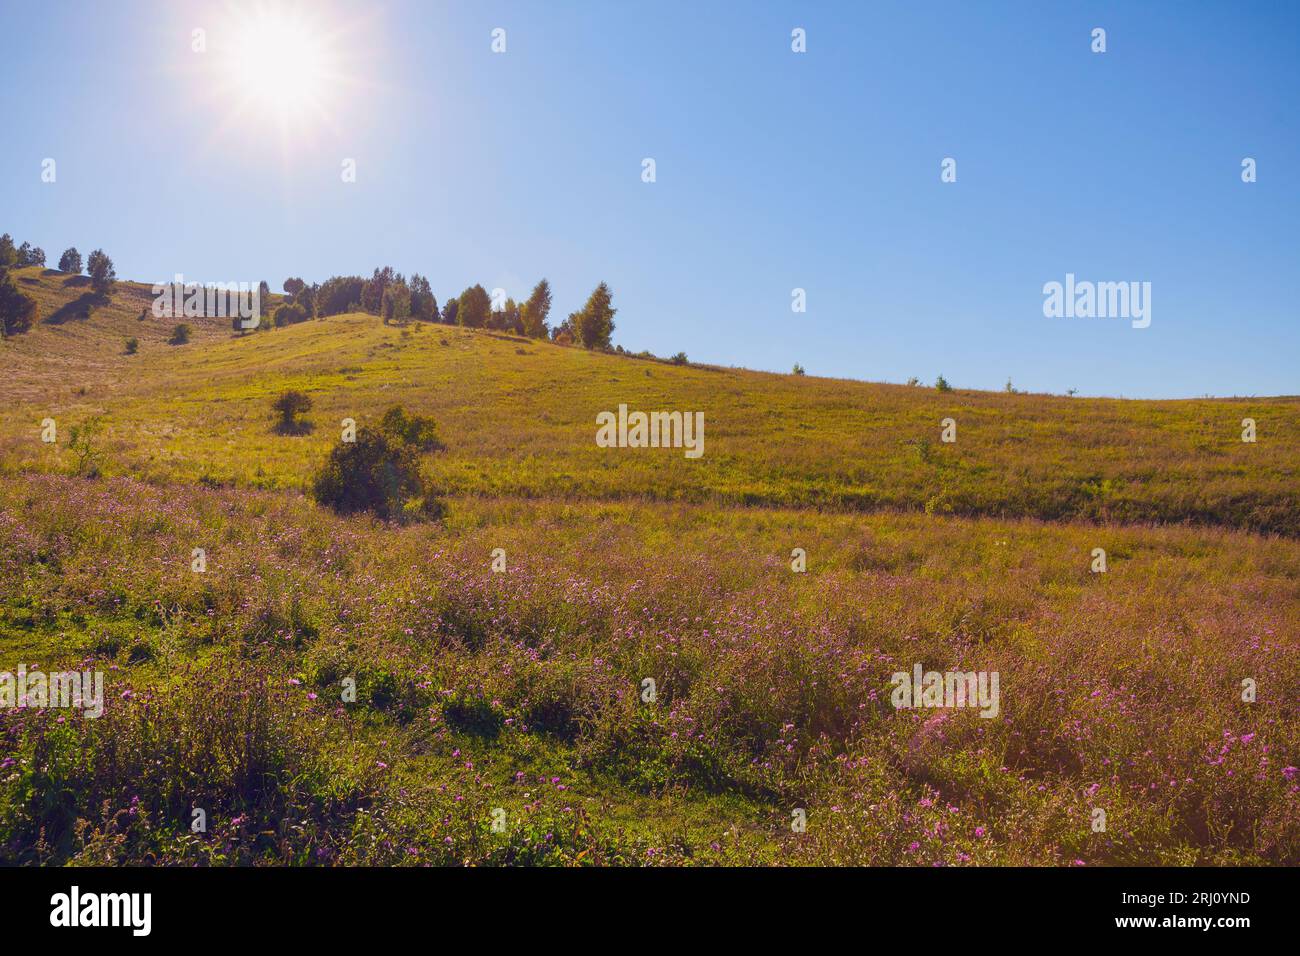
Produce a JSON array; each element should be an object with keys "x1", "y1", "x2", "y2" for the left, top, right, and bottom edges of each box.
[
  {"x1": 230, "y1": 12, "x2": 329, "y2": 116},
  {"x1": 205, "y1": 3, "x2": 353, "y2": 137}
]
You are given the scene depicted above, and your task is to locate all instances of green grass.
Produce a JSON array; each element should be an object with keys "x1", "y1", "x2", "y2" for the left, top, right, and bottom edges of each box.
[
  {"x1": 0, "y1": 269, "x2": 1296, "y2": 866},
  {"x1": 3, "y1": 267, "x2": 1297, "y2": 533}
]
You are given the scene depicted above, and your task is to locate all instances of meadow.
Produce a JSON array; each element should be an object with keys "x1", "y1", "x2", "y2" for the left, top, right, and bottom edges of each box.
[
  {"x1": 3, "y1": 268, "x2": 1298, "y2": 534},
  {"x1": 0, "y1": 266, "x2": 1296, "y2": 865}
]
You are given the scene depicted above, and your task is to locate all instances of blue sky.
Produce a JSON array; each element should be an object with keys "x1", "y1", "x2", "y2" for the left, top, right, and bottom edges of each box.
[{"x1": 2, "y1": 0, "x2": 1296, "y2": 398}]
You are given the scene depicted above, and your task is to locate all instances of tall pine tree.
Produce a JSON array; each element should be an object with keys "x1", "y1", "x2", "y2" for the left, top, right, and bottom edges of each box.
[
  {"x1": 521, "y1": 278, "x2": 552, "y2": 338},
  {"x1": 573, "y1": 281, "x2": 616, "y2": 349}
]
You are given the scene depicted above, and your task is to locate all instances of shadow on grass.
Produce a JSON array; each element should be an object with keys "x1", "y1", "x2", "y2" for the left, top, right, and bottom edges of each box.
[
  {"x1": 273, "y1": 419, "x2": 315, "y2": 436},
  {"x1": 45, "y1": 291, "x2": 110, "y2": 324}
]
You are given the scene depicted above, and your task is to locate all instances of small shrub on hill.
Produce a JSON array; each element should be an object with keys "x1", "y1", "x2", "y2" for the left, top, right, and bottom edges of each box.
[
  {"x1": 272, "y1": 390, "x2": 314, "y2": 435},
  {"x1": 68, "y1": 417, "x2": 106, "y2": 478},
  {"x1": 312, "y1": 406, "x2": 445, "y2": 521},
  {"x1": 379, "y1": 405, "x2": 445, "y2": 451}
]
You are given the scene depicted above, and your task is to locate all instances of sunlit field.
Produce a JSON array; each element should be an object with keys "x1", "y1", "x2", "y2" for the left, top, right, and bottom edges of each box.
[
  {"x1": 2, "y1": 269, "x2": 1296, "y2": 866},
  {"x1": 3, "y1": 268, "x2": 1297, "y2": 532}
]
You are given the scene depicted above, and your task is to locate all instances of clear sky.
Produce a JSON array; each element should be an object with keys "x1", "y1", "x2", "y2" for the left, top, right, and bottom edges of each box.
[{"x1": 2, "y1": 1, "x2": 1296, "y2": 398}]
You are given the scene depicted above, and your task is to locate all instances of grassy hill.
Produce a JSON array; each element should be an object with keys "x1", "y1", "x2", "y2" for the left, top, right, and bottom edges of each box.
[
  {"x1": 3, "y1": 266, "x2": 1297, "y2": 533},
  {"x1": 1, "y1": 268, "x2": 1296, "y2": 866},
  {"x1": 0, "y1": 267, "x2": 245, "y2": 402}
]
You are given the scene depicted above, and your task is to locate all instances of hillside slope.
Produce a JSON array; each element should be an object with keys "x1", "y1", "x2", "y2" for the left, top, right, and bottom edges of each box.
[
  {"x1": 2, "y1": 268, "x2": 1297, "y2": 867},
  {"x1": 2, "y1": 267, "x2": 1297, "y2": 533}
]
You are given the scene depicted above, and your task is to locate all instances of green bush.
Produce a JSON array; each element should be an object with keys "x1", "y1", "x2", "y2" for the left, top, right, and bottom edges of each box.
[
  {"x1": 379, "y1": 405, "x2": 444, "y2": 452},
  {"x1": 311, "y1": 406, "x2": 445, "y2": 521},
  {"x1": 272, "y1": 390, "x2": 313, "y2": 435},
  {"x1": 274, "y1": 303, "x2": 309, "y2": 327}
]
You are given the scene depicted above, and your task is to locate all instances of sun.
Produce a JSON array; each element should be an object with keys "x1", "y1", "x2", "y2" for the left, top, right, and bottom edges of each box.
[
  {"x1": 196, "y1": 1, "x2": 369, "y2": 143},
  {"x1": 185, "y1": 1, "x2": 379, "y2": 157},
  {"x1": 228, "y1": 8, "x2": 331, "y2": 120}
]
